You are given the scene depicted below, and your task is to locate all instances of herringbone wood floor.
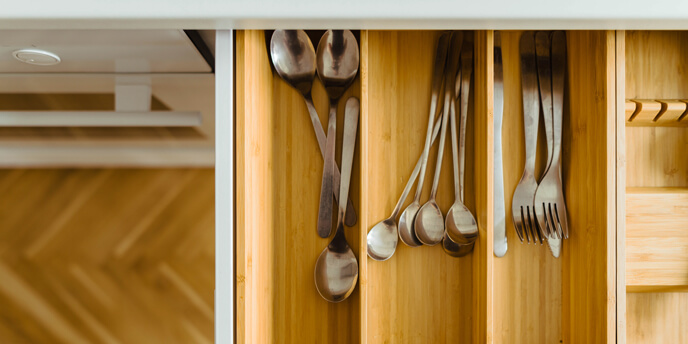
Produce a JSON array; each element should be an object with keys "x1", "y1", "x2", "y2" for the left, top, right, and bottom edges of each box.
[{"x1": 0, "y1": 168, "x2": 215, "y2": 344}]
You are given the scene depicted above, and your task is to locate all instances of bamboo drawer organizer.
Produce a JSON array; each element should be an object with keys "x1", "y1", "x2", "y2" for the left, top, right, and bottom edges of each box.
[
  {"x1": 621, "y1": 30, "x2": 688, "y2": 343},
  {"x1": 234, "y1": 29, "x2": 684, "y2": 344}
]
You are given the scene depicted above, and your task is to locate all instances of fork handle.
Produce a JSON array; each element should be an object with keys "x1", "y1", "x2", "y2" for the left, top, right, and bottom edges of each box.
[{"x1": 519, "y1": 31, "x2": 539, "y2": 175}]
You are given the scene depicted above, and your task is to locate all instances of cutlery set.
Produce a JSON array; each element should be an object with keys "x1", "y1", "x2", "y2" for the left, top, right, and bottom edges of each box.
[
  {"x1": 271, "y1": 29, "x2": 570, "y2": 302},
  {"x1": 270, "y1": 29, "x2": 360, "y2": 302},
  {"x1": 512, "y1": 31, "x2": 569, "y2": 257},
  {"x1": 367, "y1": 31, "x2": 478, "y2": 261}
]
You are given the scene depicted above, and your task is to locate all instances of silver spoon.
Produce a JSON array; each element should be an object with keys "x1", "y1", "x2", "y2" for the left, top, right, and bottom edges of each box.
[
  {"x1": 314, "y1": 97, "x2": 359, "y2": 302},
  {"x1": 442, "y1": 65, "x2": 475, "y2": 257},
  {"x1": 414, "y1": 32, "x2": 463, "y2": 246},
  {"x1": 269, "y1": 30, "x2": 357, "y2": 231},
  {"x1": 445, "y1": 33, "x2": 478, "y2": 245},
  {"x1": 315, "y1": 30, "x2": 359, "y2": 239},
  {"x1": 367, "y1": 115, "x2": 443, "y2": 261},
  {"x1": 398, "y1": 32, "x2": 451, "y2": 248}
]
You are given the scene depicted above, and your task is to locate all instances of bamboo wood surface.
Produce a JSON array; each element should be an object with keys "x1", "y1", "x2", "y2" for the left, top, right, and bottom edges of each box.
[
  {"x1": 361, "y1": 30, "x2": 475, "y2": 344},
  {"x1": 235, "y1": 30, "x2": 361, "y2": 344},
  {"x1": 615, "y1": 30, "x2": 627, "y2": 344},
  {"x1": 625, "y1": 99, "x2": 688, "y2": 126},
  {"x1": 624, "y1": 30, "x2": 688, "y2": 344},
  {"x1": 626, "y1": 188, "x2": 688, "y2": 288},
  {"x1": 563, "y1": 30, "x2": 617, "y2": 344}
]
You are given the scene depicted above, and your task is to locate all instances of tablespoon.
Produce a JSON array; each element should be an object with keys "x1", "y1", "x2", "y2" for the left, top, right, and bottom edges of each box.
[
  {"x1": 415, "y1": 32, "x2": 463, "y2": 246},
  {"x1": 398, "y1": 32, "x2": 451, "y2": 248},
  {"x1": 367, "y1": 115, "x2": 443, "y2": 261},
  {"x1": 445, "y1": 33, "x2": 478, "y2": 245},
  {"x1": 270, "y1": 30, "x2": 357, "y2": 229},
  {"x1": 314, "y1": 97, "x2": 359, "y2": 302},
  {"x1": 315, "y1": 30, "x2": 359, "y2": 239}
]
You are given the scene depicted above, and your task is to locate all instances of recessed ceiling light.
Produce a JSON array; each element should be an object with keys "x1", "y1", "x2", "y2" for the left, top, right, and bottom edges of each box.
[{"x1": 12, "y1": 49, "x2": 61, "y2": 66}]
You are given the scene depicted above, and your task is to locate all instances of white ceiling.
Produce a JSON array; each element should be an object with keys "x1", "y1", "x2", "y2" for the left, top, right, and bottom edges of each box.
[{"x1": 0, "y1": 30, "x2": 211, "y2": 73}]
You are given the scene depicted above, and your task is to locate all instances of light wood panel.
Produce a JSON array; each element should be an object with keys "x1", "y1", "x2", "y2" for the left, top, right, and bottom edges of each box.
[
  {"x1": 0, "y1": 168, "x2": 215, "y2": 344},
  {"x1": 361, "y1": 30, "x2": 475, "y2": 344},
  {"x1": 616, "y1": 30, "x2": 627, "y2": 344},
  {"x1": 626, "y1": 188, "x2": 688, "y2": 288},
  {"x1": 235, "y1": 30, "x2": 361, "y2": 344},
  {"x1": 626, "y1": 293, "x2": 688, "y2": 343},
  {"x1": 624, "y1": 30, "x2": 688, "y2": 344}
]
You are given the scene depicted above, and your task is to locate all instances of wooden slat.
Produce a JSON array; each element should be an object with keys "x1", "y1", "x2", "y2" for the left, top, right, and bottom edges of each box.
[
  {"x1": 627, "y1": 293, "x2": 688, "y2": 343},
  {"x1": 615, "y1": 29, "x2": 627, "y2": 344},
  {"x1": 626, "y1": 188, "x2": 688, "y2": 288},
  {"x1": 563, "y1": 30, "x2": 617, "y2": 344}
]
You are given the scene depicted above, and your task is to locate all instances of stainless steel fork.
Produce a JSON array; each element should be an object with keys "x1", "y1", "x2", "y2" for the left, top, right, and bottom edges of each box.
[
  {"x1": 534, "y1": 31, "x2": 569, "y2": 243},
  {"x1": 512, "y1": 31, "x2": 543, "y2": 244}
]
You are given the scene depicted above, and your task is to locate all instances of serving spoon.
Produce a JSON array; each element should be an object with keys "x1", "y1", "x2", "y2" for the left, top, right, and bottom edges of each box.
[
  {"x1": 414, "y1": 32, "x2": 463, "y2": 246},
  {"x1": 367, "y1": 116, "x2": 443, "y2": 261},
  {"x1": 315, "y1": 30, "x2": 359, "y2": 239},
  {"x1": 314, "y1": 97, "x2": 360, "y2": 302},
  {"x1": 398, "y1": 32, "x2": 451, "y2": 248},
  {"x1": 269, "y1": 29, "x2": 357, "y2": 230}
]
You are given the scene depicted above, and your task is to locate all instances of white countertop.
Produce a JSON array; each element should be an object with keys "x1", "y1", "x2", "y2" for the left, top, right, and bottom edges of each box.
[{"x1": 3, "y1": 0, "x2": 688, "y2": 29}]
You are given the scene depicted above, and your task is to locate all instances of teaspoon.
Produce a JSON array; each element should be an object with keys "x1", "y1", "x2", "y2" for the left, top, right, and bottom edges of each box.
[
  {"x1": 367, "y1": 115, "x2": 443, "y2": 261},
  {"x1": 445, "y1": 33, "x2": 478, "y2": 245},
  {"x1": 398, "y1": 32, "x2": 451, "y2": 248},
  {"x1": 415, "y1": 32, "x2": 463, "y2": 246},
  {"x1": 315, "y1": 30, "x2": 359, "y2": 239},
  {"x1": 314, "y1": 97, "x2": 359, "y2": 302},
  {"x1": 269, "y1": 30, "x2": 358, "y2": 230}
]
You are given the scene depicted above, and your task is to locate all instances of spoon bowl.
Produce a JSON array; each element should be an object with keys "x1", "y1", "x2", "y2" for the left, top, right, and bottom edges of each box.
[
  {"x1": 398, "y1": 202, "x2": 423, "y2": 247},
  {"x1": 442, "y1": 234, "x2": 475, "y2": 257},
  {"x1": 445, "y1": 203, "x2": 478, "y2": 244},
  {"x1": 270, "y1": 30, "x2": 316, "y2": 94},
  {"x1": 414, "y1": 200, "x2": 445, "y2": 245},
  {"x1": 316, "y1": 30, "x2": 360, "y2": 99},
  {"x1": 366, "y1": 218, "x2": 398, "y2": 261},
  {"x1": 314, "y1": 236, "x2": 358, "y2": 302}
]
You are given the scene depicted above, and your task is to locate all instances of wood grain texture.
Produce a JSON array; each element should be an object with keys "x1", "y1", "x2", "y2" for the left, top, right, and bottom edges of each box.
[
  {"x1": 624, "y1": 30, "x2": 688, "y2": 344},
  {"x1": 494, "y1": 31, "x2": 562, "y2": 344},
  {"x1": 626, "y1": 293, "x2": 688, "y2": 343},
  {"x1": 562, "y1": 30, "x2": 617, "y2": 344},
  {"x1": 361, "y1": 30, "x2": 474, "y2": 344},
  {"x1": 0, "y1": 168, "x2": 215, "y2": 344},
  {"x1": 626, "y1": 188, "x2": 688, "y2": 287},
  {"x1": 625, "y1": 99, "x2": 688, "y2": 126},
  {"x1": 235, "y1": 30, "x2": 361, "y2": 344},
  {"x1": 616, "y1": 30, "x2": 627, "y2": 344},
  {"x1": 473, "y1": 29, "x2": 493, "y2": 344}
]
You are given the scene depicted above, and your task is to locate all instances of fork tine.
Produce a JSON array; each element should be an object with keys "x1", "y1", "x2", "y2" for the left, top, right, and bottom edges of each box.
[
  {"x1": 515, "y1": 207, "x2": 525, "y2": 242},
  {"x1": 547, "y1": 203, "x2": 560, "y2": 239},
  {"x1": 555, "y1": 203, "x2": 569, "y2": 239},
  {"x1": 526, "y1": 206, "x2": 537, "y2": 244},
  {"x1": 523, "y1": 207, "x2": 531, "y2": 243},
  {"x1": 531, "y1": 206, "x2": 544, "y2": 244}
]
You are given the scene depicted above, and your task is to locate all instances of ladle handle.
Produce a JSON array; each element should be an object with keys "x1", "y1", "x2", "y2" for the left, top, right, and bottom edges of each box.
[
  {"x1": 304, "y1": 93, "x2": 357, "y2": 227},
  {"x1": 459, "y1": 34, "x2": 473, "y2": 203}
]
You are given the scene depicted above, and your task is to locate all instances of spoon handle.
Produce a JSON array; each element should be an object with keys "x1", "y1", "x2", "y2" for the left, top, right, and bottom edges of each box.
[
  {"x1": 304, "y1": 93, "x2": 357, "y2": 227},
  {"x1": 450, "y1": 69, "x2": 461, "y2": 201},
  {"x1": 390, "y1": 115, "x2": 443, "y2": 220},
  {"x1": 337, "y1": 97, "x2": 360, "y2": 223},
  {"x1": 316, "y1": 101, "x2": 337, "y2": 238},
  {"x1": 459, "y1": 33, "x2": 474, "y2": 202},
  {"x1": 413, "y1": 32, "x2": 451, "y2": 202}
]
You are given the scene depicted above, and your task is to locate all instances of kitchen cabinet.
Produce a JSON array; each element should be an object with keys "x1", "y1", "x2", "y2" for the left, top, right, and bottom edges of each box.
[{"x1": 5, "y1": 3, "x2": 688, "y2": 342}]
